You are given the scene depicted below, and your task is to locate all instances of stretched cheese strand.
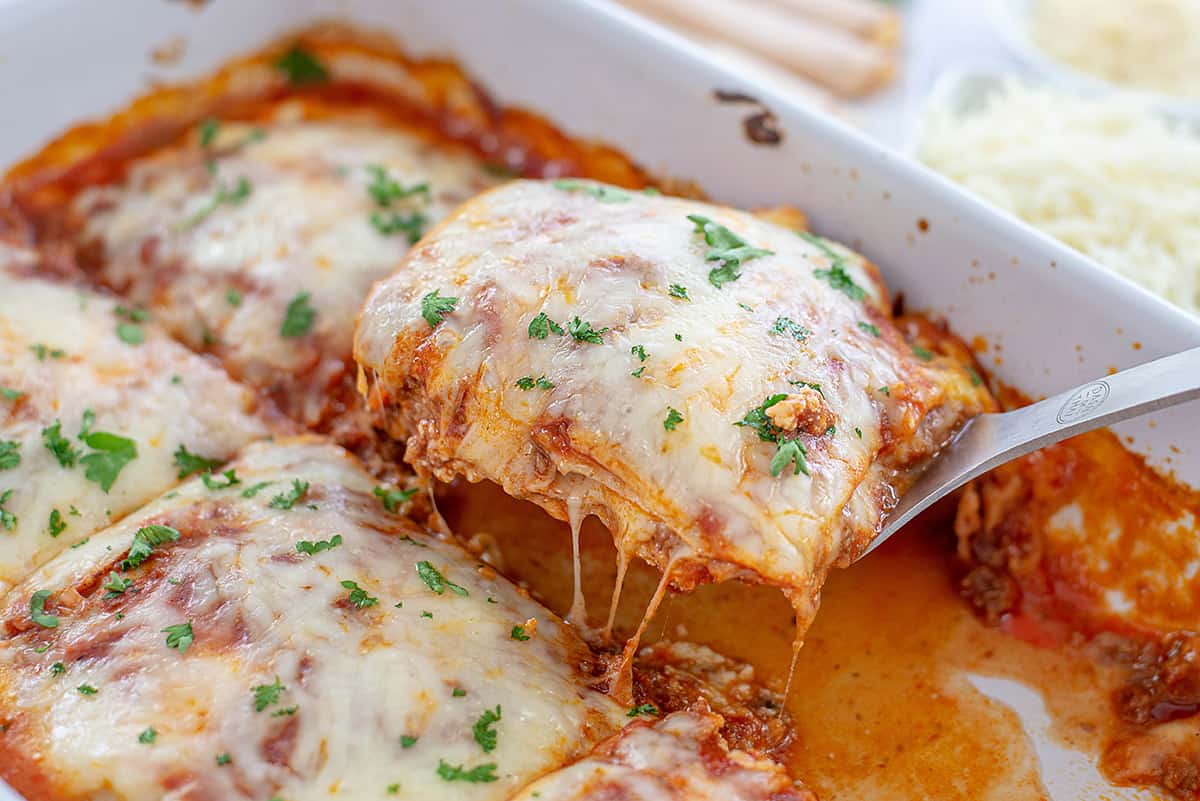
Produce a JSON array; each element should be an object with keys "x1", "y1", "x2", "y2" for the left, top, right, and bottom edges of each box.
[
  {"x1": 620, "y1": 0, "x2": 895, "y2": 97},
  {"x1": 567, "y1": 492, "x2": 590, "y2": 628}
]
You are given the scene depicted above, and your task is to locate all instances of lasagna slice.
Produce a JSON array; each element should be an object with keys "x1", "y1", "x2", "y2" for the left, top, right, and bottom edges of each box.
[
  {"x1": 509, "y1": 711, "x2": 814, "y2": 801},
  {"x1": 0, "y1": 438, "x2": 626, "y2": 801},
  {"x1": 70, "y1": 118, "x2": 498, "y2": 429},
  {"x1": 0, "y1": 263, "x2": 268, "y2": 590},
  {"x1": 355, "y1": 180, "x2": 992, "y2": 621}
]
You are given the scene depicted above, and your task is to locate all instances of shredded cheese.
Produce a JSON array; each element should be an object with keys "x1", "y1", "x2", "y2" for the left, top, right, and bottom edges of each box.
[
  {"x1": 1029, "y1": 0, "x2": 1200, "y2": 99},
  {"x1": 919, "y1": 82, "x2": 1200, "y2": 315}
]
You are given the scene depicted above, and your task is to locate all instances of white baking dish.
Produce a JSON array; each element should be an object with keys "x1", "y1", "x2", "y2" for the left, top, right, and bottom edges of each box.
[{"x1": 0, "y1": 1, "x2": 1196, "y2": 799}]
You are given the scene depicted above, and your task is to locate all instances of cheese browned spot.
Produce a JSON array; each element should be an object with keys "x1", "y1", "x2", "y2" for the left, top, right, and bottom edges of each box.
[
  {"x1": 0, "y1": 262, "x2": 270, "y2": 591},
  {"x1": 0, "y1": 438, "x2": 625, "y2": 801},
  {"x1": 354, "y1": 180, "x2": 993, "y2": 626},
  {"x1": 72, "y1": 119, "x2": 499, "y2": 431},
  {"x1": 507, "y1": 711, "x2": 816, "y2": 801}
]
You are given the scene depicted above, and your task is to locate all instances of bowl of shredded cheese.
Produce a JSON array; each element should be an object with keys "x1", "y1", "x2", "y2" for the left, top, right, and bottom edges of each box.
[
  {"x1": 916, "y1": 72, "x2": 1200, "y2": 315},
  {"x1": 987, "y1": 0, "x2": 1200, "y2": 116}
]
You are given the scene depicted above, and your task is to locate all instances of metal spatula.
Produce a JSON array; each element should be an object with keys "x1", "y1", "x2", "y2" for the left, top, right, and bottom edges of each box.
[{"x1": 859, "y1": 346, "x2": 1200, "y2": 560}]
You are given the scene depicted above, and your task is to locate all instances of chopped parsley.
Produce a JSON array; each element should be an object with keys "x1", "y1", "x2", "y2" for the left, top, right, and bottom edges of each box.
[
  {"x1": 374, "y1": 485, "x2": 417, "y2": 512},
  {"x1": 771, "y1": 316, "x2": 810, "y2": 342},
  {"x1": 296, "y1": 534, "x2": 342, "y2": 555},
  {"x1": 515, "y1": 376, "x2": 554, "y2": 390},
  {"x1": 80, "y1": 430, "x2": 138, "y2": 492},
  {"x1": 252, "y1": 677, "x2": 286, "y2": 712},
  {"x1": 687, "y1": 214, "x2": 773, "y2": 288},
  {"x1": 116, "y1": 323, "x2": 144, "y2": 345},
  {"x1": 29, "y1": 590, "x2": 58, "y2": 629},
  {"x1": 800, "y1": 232, "x2": 866, "y2": 300},
  {"x1": 736, "y1": 395, "x2": 809, "y2": 477},
  {"x1": 420, "y1": 610, "x2": 433, "y2": 619},
  {"x1": 858, "y1": 321, "x2": 881, "y2": 337},
  {"x1": 225, "y1": 289, "x2": 243, "y2": 307},
  {"x1": 366, "y1": 165, "x2": 430, "y2": 206},
  {"x1": 162, "y1": 622, "x2": 194, "y2": 653},
  {"x1": 387, "y1": 784, "x2": 400, "y2": 794},
  {"x1": 436, "y1": 760, "x2": 498, "y2": 783},
  {"x1": 551, "y1": 178, "x2": 631, "y2": 203},
  {"x1": 183, "y1": 176, "x2": 252, "y2": 228},
  {"x1": 102, "y1": 572, "x2": 132, "y2": 598},
  {"x1": 527, "y1": 312, "x2": 564, "y2": 339},
  {"x1": 174, "y1": 445, "x2": 222, "y2": 479},
  {"x1": 274, "y1": 45, "x2": 329, "y2": 85},
  {"x1": 668, "y1": 284, "x2": 690, "y2": 300},
  {"x1": 216, "y1": 753, "x2": 232, "y2": 766},
  {"x1": 341, "y1": 580, "x2": 379, "y2": 609},
  {"x1": 138, "y1": 727, "x2": 157, "y2": 744},
  {"x1": 280, "y1": 292, "x2": 317, "y2": 338},
  {"x1": 77, "y1": 684, "x2": 98, "y2": 696},
  {"x1": 0, "y1": 386, "x2": 23, "y2": 401},
  {"x1": 371, "y1": 211, "x2": 427, "y2": 242},
  {"x1": 0, "y1": 490, "x2": 15, "y2": 531},
  {"x1": 49, "y1": 661, "x2": 66, "y2": 677},
  {"x1": 855, "y1": 427, "x2": 863, "y2": 438},
  {"x1": 272, "y1": 706, "x2": 298, "y2": 717},
  {"x1": 201, "y1": 469, "x2": 241, "y2": 490},
  {"x1": 420, "y1": 290, "x2": 458, "y2": 328},
  {"x1": 878, "y1": 386, "x2": 891, "y2": 396},
  {"x1": 0, "y1": 439, "x2": 20, "y2": 471},
  {"x1": 47, "y1": 509, "x2": 66, "y2": 538},
  {"x1": 968, "y1": 367, "x2": 984, "y2": 387},
  {"x1": 416, "y1": 561, "x2": 468, "y2": 596},
  {"x1": 566, "y1": 316, "x2": 608, "y2": 344},
  {"x1": 912, "y1": 345, "x2": 935, "y2": 362},
  {"x1": 29, "y1": 343, "x2": 65, "y2": 361},
  {"x1": 631, "y1": 344, "x2": 648, "y2": 362},
  {"x1": 240, "y1": 481, "x2": 272, "y2": 498},
  {"x1": 42, "y1": 421, "x2": 79, "y2": 467},
  {"x1": 120, "y1": 525, "x2": 181, "y2": 571},
  {"x1": 401, "y1": 735, "x2": 419, "y2": 748},
  {"x1": 663, "y1": 408, "x2": 684, "y2": 431},
  {"x1": 627, "y1": 703, "x2": 659, "y2": 717},
  {"x1": 452, "y1": 687, "x2": 467, "y2": 698},
  {"x1": 472, "y1": 705, "x2": 502, "y2": 752},
  {"x1": 198, "y1": 118, "x2": 220, "y2": 147},
  {"x1": 631, "y1": 366, "x2": 645, "y2": 378},
  {"x1": 510, "y1": 625, "x2": 531, "y2": 641},
  {"x1": 268, "y1": 479, "x2": 309, "y2": 510}
]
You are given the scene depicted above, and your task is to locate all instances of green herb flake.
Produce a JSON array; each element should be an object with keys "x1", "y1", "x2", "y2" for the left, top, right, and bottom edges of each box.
[
  {"x1": 452, "y1": 687, "x2": 467, "y2": 697},
  {"x1": 280, "y1": 292, "x2": 317, "y2": 338},
  {"x1": 510, "y1": 625, "x2": 531, "y2": 641},
  {"x1": 663, "y1": 408, "x2": 684, "y2": 432},
  {"x1": 80, "y1": 430, "x2": 138, "y2": 493},
  {"x1": 855, "y1": 427, "x2": 863, "y2": 439},
  {"x1": 527, "y1": 312, "x2": 564, "y2": 339},
  {"x1": 198, "y1": 118, "x2": 220, "y2": 147},
  {"x1": 771, "y1": 316, "x2": 810, "y2": 342},
  {"x1": 116, "y1": 322, "x2": 144, "y2": 346},
  {"x1": 162, "y1": 622, "x2": 194, "y2": 653},
  {"x1": 416, "y1": 561, "x2": 469, "y2": 597},
  {"x1": 878, "y1": 386, "x2": 890, "y2": 396},
  {"x1": 275, "y1": 45, "x2": 329, "y2": 85},
  {"x1": 552, "y1": 178, "x2": 631, "y2": 203},
  {"x1": 29, "y1": 590, "x2": 58, "y2": 629},
  {"x1": 735, "y1": 394, "x2": 809, "y2": 478},
  {"x1": 400, "y1": 735, "x2": 418, "y2": 748},
  {"x1": 225, "y1": 289, "x2": 243, "y2": 307},
  {"x1": 566, "y1": 316, "x2": 608, "y2": 344},
  {"x1": 102, "y1": 572, "x2": 132, "y2": 598},
  {"x1": 296, "y1": 534, "x2": 343, "y2": 555},
  {"x1": 858, "y1": 321, "x2": 881, "y2": 337},
  {"x1": 121, "y1": 525, "x2": 181, "y2": 571},
  {"x1": 201, "y1": 469, "x2": 240, "y2": 490},
  {"x1": 0, "y1": 490, "x2": 17, "y2": 532},
  {"x1": 627, "y1": 703, "x2": 658, "y2": 717},
  {"x1": 174, "y1": 445, "x2": 222, "y2": 479},
  {"x1": 373, "y1": 485, "x2": 417, "y2": 512},
  {"x1": 631, "y1": 344, "x2": 648, "y2": 362},
  {"x1": 77, "y1": 683, "x2": 98, "y2": 696},
  {"x1": 472, "y1": 705, "x2": 502, "y2": 753},
  {"x1": 687, "y1": 214, "x2": 773, "y2": 288},
  {"x1": 268, "y1": 479, "x2": 309, "y2": 510},
  {"x1": 0, "y1": 439, "x2": 20, "y2": 471},
  {"x1": 47, "y1": 509, "x2": 66, "y2": 538},
  {"x1": 252, "y1": 677, "x2": 285, "y2": 712},
  {"x1": 49, "y1": 661, "x2": 66, "y2": 677},
  {"x1": 366, "y1": 165, "x2": 430, "y2": 207},
  {"x1": 968, "y1": 367, "x2": 984, "y2": 387},
  {"x1": 371, "y1": 211, "x2": 427, "y2": 242},
  {"x1": 42, "y1": 421, "x2": 79, "y2": 467},
  {"x1": 0, "y1": 387, "x2": 23, "y2": 401},
  {"x1": 340, "y1": 580, "x2": 379, "y2": 609},
  {"x1": 387, "y1": 784, "x2": 400, "y2": 795},
  {"x1": 216, "y1": 753, "x2": 232, "y2": 766},
  {"x1": 631, "y1": 366, "x2": 646, "y2": 378},
  {"x1": 514, "y1": 376, "x2": 554, "y2": 390},
  {"x1": 29, "y1": 343, "x2": 65, "y2": 361},
  {"x1": 138, "y1": 727, "x2": 157, "y2": 744},
  {"x1": 241, "y1": 481, "x2": 272, "y2": 498},
  {"x1": 420, "y1": 290, "x2": 458, "y2": 328},
  {"x1": 912, "y1": 345, "x2": 935, "y2": 362},
  {"x1": 183, "y1": 176, "x2": 252, "y2": 228},
  {"x1": 436, "y1": 760, "x2": 498, "y2": 783},
  {"x1": 668, "y1": 284, "x2": 690, "y2": 300}
]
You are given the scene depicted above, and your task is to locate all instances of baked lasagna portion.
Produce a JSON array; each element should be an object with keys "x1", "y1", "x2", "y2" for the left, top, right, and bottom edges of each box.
[
  {"x1": 69, "y1": 117, "x2": 497, "y2": 429},
  {"x1": 355, "y1": 180, "x2": 992, "y2": 613},
  {"x1": 0, "y1": 259, "x2": 269, "y2": 590},
  {"x1": 0, "y1": 438, "x2": 628, "y2": 801}
]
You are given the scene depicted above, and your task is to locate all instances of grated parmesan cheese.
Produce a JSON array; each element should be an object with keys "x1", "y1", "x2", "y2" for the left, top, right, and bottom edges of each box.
[
  {"x1": 1028, "y1": 0, "x2": 1200, "y2": 99},
  {"x1": 918, "y1": 82, "x2": 1200, "y2": 315}
]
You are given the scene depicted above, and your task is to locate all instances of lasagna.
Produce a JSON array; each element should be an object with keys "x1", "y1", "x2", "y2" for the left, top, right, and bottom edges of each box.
[
  {"x1": 0, "y1": 259, "x2": 269, "y2": 590},
  {"x1": 0, "y1": 438, "x2": 628, "y2": 801},
  {"x1": 68, "y1": 117, "x2": 498, "y2": 430},
  {"x1": 355, "y1": 179, "x2": 993, "y2": 625}
]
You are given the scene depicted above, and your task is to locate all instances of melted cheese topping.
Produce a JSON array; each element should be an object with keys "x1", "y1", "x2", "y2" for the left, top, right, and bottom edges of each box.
[
  {"x1": 0, "y1": 266, "x2": 268, "y2": 591},
  {"x1": 74, "y1": 119, "x2": 498, "y2": 426},
  {"x1": 509, "y1": 711, "x2": 813, "y2": 800},
  {"x1": 0, "y1": 438, "x2": 626, "y2": 801},
  {"x1": 355, "y1": 180, "x2": 992, "y2": 611}
]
